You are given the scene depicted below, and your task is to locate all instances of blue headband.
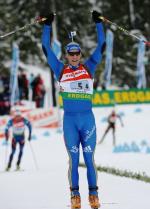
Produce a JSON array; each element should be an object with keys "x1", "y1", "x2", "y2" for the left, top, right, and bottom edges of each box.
[{"x1": 66, "y1": 42, "x2": 81, "y2": 53}]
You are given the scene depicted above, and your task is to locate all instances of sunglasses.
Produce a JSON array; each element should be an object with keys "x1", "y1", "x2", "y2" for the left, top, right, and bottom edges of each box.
[{"x1": 68, "y1": 51, "x2": 81, "y2": 56}]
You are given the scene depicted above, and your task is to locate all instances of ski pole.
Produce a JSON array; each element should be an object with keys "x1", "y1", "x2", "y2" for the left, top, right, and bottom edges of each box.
[
  {"x1": 0, "y1": 16, "x2": 47, "y2": 39},
  {"x1": 4, "y1": 143, "x2": 8, "y2": 168},
  {"x1": 99, "y1": 15, "x2": 150, "y2": 46},
  {"x1": 28, "y1": 141, "x2": 39, "y2": 171}
]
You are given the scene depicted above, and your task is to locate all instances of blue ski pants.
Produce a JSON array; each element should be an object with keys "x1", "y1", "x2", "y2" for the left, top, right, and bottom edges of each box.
[{"x1": 63, "y1": 110, "x2": 98, "y2": 195}]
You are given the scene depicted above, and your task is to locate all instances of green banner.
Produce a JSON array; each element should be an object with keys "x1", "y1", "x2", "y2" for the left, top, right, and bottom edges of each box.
[{"x1": 58, "y1": 89, "x2": 150, "y2": 107}]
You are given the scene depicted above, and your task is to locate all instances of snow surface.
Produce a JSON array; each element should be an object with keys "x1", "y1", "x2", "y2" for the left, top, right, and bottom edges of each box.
[
  {"x1": 0, "y1": 104, "x2": 150, "y2": 209},
  {"x1": 93, "y1": 104, "x2": 150, "y2": 175}
]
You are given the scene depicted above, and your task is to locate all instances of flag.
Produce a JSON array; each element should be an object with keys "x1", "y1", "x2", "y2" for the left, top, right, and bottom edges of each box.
[
  {"x1": 103, "y1": 29, "x2": 114, "y2": 89},
  {"x1": 69, "y1": 31, "x2": 77, "y2": 41},
  {"x1": 52, "y1": 39, "x2": 62, "y2": 59},
  {"x1": 10, "y1": 42, "x2": 19, "y2": 107},
  {"x1": 137, "y1": 37, "x2": 146, "y2": 88}
]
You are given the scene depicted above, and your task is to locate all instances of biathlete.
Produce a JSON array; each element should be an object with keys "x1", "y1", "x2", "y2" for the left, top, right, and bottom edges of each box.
[
  {"x1": 98, "y1": 110, "x2": 124, "y2": 146},
  {"x1": 41, "y1": 10, "x2": 105, "y2": 209},
  {"x1": 5, "y1": 109, "x2": 32, "y2": 171}
]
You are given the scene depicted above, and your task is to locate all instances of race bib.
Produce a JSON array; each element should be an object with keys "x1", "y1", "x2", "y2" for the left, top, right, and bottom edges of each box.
[
  {"x1": 59, "y1": 79, "x2": 93, "y2": 94},
  {"x1": 59, "y1": 65, "x2": 93, "y2": 100},
  {"x1": 13, "y1": 122, "x2": 25, "y2": 135}
]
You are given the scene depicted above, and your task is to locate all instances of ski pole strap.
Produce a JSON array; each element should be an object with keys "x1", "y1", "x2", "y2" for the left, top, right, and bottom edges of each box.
[{"x1": 89, "y1": 186, "x2": 99, "y2": 191}]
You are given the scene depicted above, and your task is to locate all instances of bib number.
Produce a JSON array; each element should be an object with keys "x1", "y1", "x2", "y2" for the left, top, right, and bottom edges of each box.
[{"x1": 70, "y1": 80, "x2": 90, "y2": 91}]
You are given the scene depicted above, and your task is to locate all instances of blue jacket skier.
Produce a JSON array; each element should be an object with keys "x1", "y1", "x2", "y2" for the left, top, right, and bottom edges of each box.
[
  {"x1": 5, "y1": 109, "x2": 32, "y2": 171},
  {"x1": 41, "y1": 10, "x2": 105, "y2": 209}
]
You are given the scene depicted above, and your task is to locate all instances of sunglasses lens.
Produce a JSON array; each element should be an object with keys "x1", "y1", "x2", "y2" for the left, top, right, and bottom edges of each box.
[{"x1": 68, "y1": 52, "x2": 80, "y2": 56}]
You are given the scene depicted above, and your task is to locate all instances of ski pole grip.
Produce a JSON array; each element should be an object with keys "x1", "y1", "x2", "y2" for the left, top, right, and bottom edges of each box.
[
  {"x1": 98, "y1": 16, "x2": 105, "y2": 21},
  {"x1": 36, "y1": 16, "x2": 47, "y2": 23}
]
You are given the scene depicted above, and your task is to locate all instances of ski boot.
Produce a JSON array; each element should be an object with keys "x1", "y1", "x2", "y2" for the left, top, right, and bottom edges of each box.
[
  {"x1": 71, "y1": 195, "x2": 81, "y2": 209},
  {"x1": 15, "y1": 165, "x2": 20, "y2": 171},
  {"x1": 5, "y1": 166, "x2": 10, "y2": 171},
  {"x1": 89, "y1": 195, "x2": 100, "y2": 209}
]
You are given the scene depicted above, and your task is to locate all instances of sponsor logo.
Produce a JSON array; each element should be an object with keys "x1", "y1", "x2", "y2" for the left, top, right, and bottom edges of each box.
[
  {"x1": 61, "y1": 92, "x2": 92, "y2": 100},
  {"x1": 62, "y1": 70, "x2": 88, "y2": 80},
  {"x1": 83, "y1": 146, "x2": 93, "y2": 153},
  {"x1": 70, "y1": 146, "x2": 79, "y2": 153},
  {"x1": 84, "y1": 125, "x2": 96, "y2": 142}
]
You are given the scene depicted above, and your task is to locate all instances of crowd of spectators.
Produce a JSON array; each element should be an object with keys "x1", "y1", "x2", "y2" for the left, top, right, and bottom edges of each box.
[
  {"x1": 0, "y1": 74, "x2": 10, "y2": 115},
  {"x1": 0, "y1": 70, "x2": 46, "y2": 115},
  {"x1": 18, "y1": 70, "x2": 46, "y2": 108}
]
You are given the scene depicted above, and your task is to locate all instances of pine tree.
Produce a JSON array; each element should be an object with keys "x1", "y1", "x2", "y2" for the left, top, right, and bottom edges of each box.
[
  {"x1": 95, "y1": 0, "x2": 150, "y2": 88},
  {"x1": 0, "y1": 0, "x2": 150, "y2": 87},
  {"x1": 0, "y1": 0, "x2": 94, "y2": 71}
]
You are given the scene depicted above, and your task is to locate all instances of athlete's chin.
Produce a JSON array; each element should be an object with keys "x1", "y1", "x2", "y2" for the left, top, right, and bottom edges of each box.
[{"x1": 71, "y1": 60, "x2": 80, "y2": 66}]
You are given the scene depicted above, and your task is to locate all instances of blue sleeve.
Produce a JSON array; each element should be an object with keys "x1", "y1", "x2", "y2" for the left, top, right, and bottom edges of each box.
[
  {"x1": 5, "y1": 119, "x2": 13, "y2": 136},
  {"x1": 42, "y1": 24, "x2": 64, "y2": 80},
  {"x1": 24, "y1": 119, "x2": 32, "y2": 135},
  {"x1": 84, "y1": 23, "x2": 106, "y2": 77}
]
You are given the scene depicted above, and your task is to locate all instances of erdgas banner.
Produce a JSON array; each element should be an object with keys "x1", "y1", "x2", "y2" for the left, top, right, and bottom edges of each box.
[{"x1": 59, "y1": 89, "x2": 150, "y2": 107}]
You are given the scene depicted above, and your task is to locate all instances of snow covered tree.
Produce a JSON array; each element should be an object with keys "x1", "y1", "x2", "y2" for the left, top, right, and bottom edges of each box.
[{"x1": 0, "y1": 0, "x2": 150, "y2": 87}]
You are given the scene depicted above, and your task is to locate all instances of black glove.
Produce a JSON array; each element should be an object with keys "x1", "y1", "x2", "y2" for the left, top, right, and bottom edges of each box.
[
  {"x1": 28, "y1": 134, "x2": 31, "y2": 141},
  {"x1": 40, "y1": 13, "x2": 54, "y2": 25},
  {"x1": 92, "y1": 10, "x2": 102, "y2": 23}
]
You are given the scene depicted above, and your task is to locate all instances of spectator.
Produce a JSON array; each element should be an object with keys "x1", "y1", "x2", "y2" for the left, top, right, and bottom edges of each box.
[
  {"x1": 31, "y1": 74, "x2": 45, "y2": 107},
  {"x1": 18, "y1": 70, "x2": 29, "y2": 100},
  {"x1": 0, "y1": 74, "x2": 10, "y2": 115}
]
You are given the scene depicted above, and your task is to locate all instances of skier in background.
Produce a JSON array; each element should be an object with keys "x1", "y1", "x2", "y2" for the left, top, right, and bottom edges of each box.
[
  {"x1": 98, "y1": 110, "x2": 124, "y2": 146},
  {"x1": 5, "y1": 109, "x2": 32, "y2": 171},
  {"x1": 41, "y1": 10, "x2": 105, "y2": 209}
]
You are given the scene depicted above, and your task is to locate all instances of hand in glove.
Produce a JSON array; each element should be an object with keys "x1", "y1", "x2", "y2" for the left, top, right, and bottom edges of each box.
[
  {"x1": 92, "y1": 10, "x2": 103, "y2": 23},
  {"x1": 39, "y1": 13, "x2": 54, "y2": 25}
]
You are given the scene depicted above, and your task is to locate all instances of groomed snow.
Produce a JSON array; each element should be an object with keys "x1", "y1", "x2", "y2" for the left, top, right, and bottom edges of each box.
[{"x1": 0, "y1": 104, "x2": 150, "y2": 209}]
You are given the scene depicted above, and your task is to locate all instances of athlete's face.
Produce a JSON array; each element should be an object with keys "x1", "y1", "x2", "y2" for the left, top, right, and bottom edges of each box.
[{"x1": 66, "y1": 51, "x2": 81, "y2": 66}]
